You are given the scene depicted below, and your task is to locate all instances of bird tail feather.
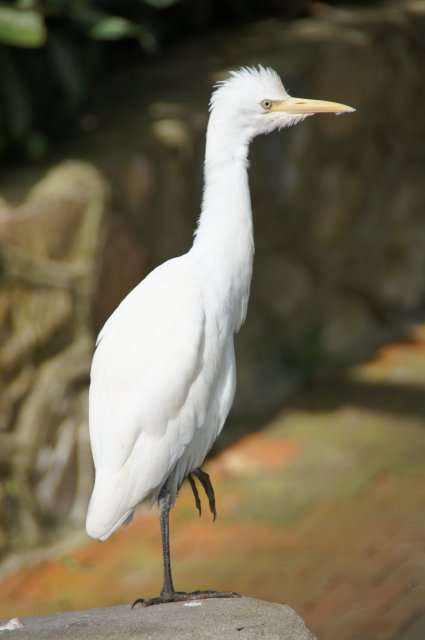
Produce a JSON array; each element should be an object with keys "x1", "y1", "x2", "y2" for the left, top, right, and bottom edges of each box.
[{"x1": 86, "y1": 469, "x2": 138, "y2": 541}]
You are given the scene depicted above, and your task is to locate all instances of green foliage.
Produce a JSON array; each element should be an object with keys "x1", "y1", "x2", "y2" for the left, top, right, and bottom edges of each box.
[
  {"x1": 0, "y1": 0, "x2": 179, "y2": 158},
  {"x1": 0, "y1": 0, "x2": 318, "y2": 159},
  {"x1": 0, "y1": 5, "x2": 46, "y2": 47},
  {"x1": 89, "y1": 16, "x2": 142, "y2": 40}
]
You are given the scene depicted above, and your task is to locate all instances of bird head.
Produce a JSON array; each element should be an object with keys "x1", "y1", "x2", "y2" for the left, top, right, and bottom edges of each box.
[{"x1": 210, "y1": 66, "x2": 354, "y2": 138}]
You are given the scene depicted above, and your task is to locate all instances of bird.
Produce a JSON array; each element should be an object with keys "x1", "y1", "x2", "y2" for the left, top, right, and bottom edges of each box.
[{"x1": 86, "y1": 66, "x2": 354, "y2": 607}]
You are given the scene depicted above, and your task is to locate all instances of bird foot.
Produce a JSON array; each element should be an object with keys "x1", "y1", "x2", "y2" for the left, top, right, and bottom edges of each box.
[
  {"x1": 131, "y1": 590, "x2": 240, "y2": 608},
  {"x1": 188, "y1": 468, "x2": 217, "y2": 520}
]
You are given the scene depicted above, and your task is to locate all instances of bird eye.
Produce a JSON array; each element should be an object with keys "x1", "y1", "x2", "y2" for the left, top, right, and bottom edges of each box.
[{"x1": 261, "y1": 99, "x2": 273, "y2": 111}]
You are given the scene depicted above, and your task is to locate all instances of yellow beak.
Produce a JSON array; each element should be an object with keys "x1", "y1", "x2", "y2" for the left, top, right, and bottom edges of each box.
[{"x1": 271, "y1": 97, "x2": 355, "y2": 115}]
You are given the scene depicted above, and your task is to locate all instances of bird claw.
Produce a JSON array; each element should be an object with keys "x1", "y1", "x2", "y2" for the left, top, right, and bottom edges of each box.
[
  {"x1": 187, "y1": 474, "x2": 202, "y2": 517},
  {"x1": 131, "y1": 590, "x2": 240, "y2": 608},
  {"x1": 188, "y1": 468, "x2": 217, "y2": 521}
]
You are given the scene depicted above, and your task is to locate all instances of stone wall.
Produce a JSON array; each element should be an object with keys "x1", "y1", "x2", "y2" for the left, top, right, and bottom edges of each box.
[
  {"x1": 83, "y1": 2, "x2": 425, "y2": 424},
  {"x1": 0, "y1": 163, "x2": 107, "y2": 551}
]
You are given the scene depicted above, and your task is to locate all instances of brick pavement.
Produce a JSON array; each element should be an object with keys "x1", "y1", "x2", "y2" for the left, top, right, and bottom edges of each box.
[{"x1": 1, "y1": 326, "x2": 425, "y2": 639}]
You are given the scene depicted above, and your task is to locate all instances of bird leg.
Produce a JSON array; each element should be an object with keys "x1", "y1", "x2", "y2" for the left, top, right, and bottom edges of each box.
[
  {"x1": 132, "y1": 476, "x2": 240, "y2": 608},
  {"x1": 132, "y1": 481, "x2": 175, "y2": 607}
]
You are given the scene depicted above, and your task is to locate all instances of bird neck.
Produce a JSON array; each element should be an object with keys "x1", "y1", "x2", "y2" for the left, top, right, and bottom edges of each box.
[{"x1": 191, "y1": 111, "x2": 254, "y2": 332}]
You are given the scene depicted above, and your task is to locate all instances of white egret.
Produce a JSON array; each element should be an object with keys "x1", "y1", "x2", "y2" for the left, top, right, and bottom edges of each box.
[{"x1": 86, "y1": 66, "x2": 354, "y2": 606}]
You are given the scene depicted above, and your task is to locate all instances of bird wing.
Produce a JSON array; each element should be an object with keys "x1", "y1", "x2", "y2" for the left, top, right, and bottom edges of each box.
[
  {"x1": 87, "y1": 257, "x2": 207, "y2": 537},
  {"x1": 90, "y1": 256, "x2": 206, "y2": 470}
]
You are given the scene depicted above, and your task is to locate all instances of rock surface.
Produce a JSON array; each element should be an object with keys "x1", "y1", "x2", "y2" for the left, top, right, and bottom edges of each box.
[
  {"x1": 5, "y1": 598, "x2": 316, "y2": 640},
  {"x1": 1, "y1": 0, "x2": 425, "y2": 558},
  {"x1": 0, "y1": 162, "x2": 107, "y2": 552},
  {"x1": 3, "y1": 2, "x2": 425, "y2": 431}
]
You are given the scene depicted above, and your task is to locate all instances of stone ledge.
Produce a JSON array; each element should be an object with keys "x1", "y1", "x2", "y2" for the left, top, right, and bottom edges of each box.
[{"x1": 1, "y1": 597, "x2": 317, "y2": 639}]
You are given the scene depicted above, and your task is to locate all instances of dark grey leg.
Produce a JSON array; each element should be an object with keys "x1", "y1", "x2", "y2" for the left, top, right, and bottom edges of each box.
[
  {"x1": 159, "y1": 483, "x2": 174, "y2": 597},
  {"x1": 132, "y1": 481, "x2": 175, "y2": 607},
  {"x1": 131, "y1": 475, "x2": 240, "y2": 608}
]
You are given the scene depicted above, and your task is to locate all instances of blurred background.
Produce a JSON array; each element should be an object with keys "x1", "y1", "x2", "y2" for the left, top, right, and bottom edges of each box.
[{"x1": 0, "y1": 0, "x2": 425, "y2": 638}]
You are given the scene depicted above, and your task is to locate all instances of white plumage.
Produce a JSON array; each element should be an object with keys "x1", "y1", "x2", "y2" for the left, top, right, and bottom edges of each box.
[
  {"x1": 87, "y1": 255, "x2": 236, "y2": 539},
  {"x1": 86, "y1": 68, "x2": 353, "y2": 601}
]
